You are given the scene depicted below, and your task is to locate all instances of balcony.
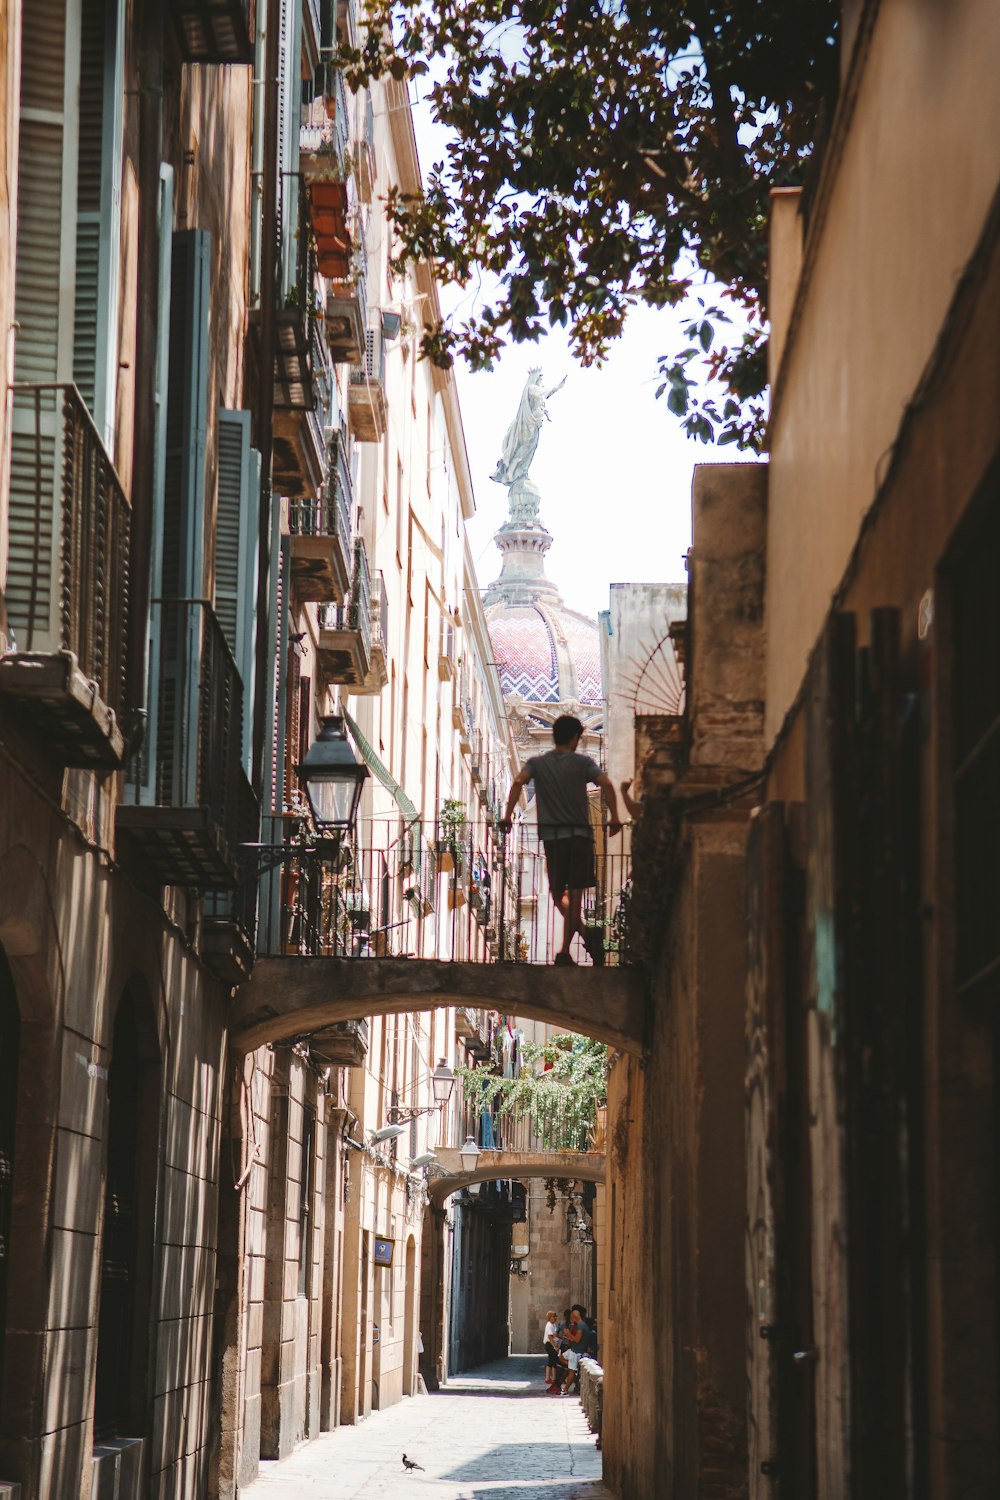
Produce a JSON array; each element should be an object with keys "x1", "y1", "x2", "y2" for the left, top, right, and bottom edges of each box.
[
  {"x1": 288, "y1": 426, "x2": 353, "y2": 602},
  {"x1": 0, "y1": 384, "x2": 130, "y2": 768},
  {"x1": 273, "y1": 403, "x2": 325, "y2": 501},
  {"x1": 438, "y1": 620, "x2": 455, "y2": 681},
  {"x1": 118, "y1": 600, "x2": 249, "y2": 887},
  {"x1": 326, "y1": 226, "x2": 368, "y2": 366},
  {"x1": 169, "y1": 0, "x2": 253, "y2": 62},
  {"x1": 309, "y1": 1018, "x2": 370, "y2": 1067},
  {"x1": 359, "y1": 571, "x2": 388, "y2": 694},
  {"x1": 355, "y1": 90, "x2": 376, "y2": 203},
  {"x1": 348, "y1": 321, "x2": 387, "y2": 441},
  {"x1": 251, "y1": 190, "x2": 319, "y2": 411},
  {"x1": 317, "y1": 538, "x2": 371, "y2": 690},
  {"x1": 300, "y1": 67, "x2": 352, "y2": 278}
]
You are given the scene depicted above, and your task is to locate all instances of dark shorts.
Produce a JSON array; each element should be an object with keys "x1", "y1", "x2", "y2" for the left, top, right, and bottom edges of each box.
[{"x1": 543, "y1": 836, "x2": 595, "y2": 898}]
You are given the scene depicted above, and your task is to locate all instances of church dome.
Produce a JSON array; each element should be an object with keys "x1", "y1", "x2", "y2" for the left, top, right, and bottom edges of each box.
[
  {"x1": 481, "y1": 476, "x2": 602, "y2": 714},
  {"x1": 486, "y1": 601, "x2": 602, "y2": 707}
]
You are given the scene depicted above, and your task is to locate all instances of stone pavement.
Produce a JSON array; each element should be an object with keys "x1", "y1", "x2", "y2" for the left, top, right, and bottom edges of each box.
[{"x1": 243, "y1": 1355, "x2": 612, "y2": 1500}]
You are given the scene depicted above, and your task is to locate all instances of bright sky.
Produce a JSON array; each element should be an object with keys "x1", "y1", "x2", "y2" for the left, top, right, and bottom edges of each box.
[{"x1": 407, "y1": 89, "x2": 727, "y2": 621}]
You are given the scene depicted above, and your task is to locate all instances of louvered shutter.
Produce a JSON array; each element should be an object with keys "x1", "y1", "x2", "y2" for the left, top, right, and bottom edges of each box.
[
  {"x1": 277, "y1": 0, "x2": 303, "y2": 302},
  {"x1": 156, "y1": 229, "x2": 210, "y2": 808},
  {"x1": 130, "y1": 164, "x2": 174, "y2": 805},
  {"x1": 73, "y1": 0, "x2": 123, "y2": 441},
  {"x1": 258, "y1": 527, "x2": 287, "y2": 954},
  {"x1": 8, "y1": 0, "x2": 81, "y2": 651},
  {"x1": 216, "y1": 410, "x2": 260, "y2": 772}
]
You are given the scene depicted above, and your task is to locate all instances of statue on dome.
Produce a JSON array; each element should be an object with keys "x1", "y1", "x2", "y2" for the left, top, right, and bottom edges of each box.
[{"x1": 490, "y1": 368, "x2": 566, "y2": 490}]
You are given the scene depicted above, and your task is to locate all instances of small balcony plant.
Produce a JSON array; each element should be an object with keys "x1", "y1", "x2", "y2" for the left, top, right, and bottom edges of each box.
[{"x1": 437, "y1": 797, "x2": 466, "y2": 874}]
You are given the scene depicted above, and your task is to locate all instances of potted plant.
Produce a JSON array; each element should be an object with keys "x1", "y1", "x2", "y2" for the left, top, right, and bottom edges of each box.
[{"x1": 437, "y1": 797, "x2": 467, "y2": 874}]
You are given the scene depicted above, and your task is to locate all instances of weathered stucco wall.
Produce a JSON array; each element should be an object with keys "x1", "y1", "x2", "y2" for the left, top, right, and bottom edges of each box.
[
  {"x1": 602, "y1": 461, "x2": 767, "y2": 1499},
  {"x1": 765, "y1": 0, "x2": 1000, "y2": 741}
]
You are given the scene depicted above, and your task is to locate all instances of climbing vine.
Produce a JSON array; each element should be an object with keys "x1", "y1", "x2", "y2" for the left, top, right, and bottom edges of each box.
[{"x1": 459, "y1": 1033, "x2": 608, "y2": 1153}]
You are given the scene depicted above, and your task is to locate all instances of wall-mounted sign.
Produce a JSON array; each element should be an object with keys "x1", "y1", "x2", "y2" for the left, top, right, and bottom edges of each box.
[{"x1": 373, "y1": 1237, "x2": 394, "y2": 1266}]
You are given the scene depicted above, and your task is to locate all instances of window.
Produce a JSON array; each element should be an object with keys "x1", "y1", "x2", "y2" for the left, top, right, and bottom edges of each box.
[{"x1": 298, "y1": 1105, "x2": 316, "y2": 1296}]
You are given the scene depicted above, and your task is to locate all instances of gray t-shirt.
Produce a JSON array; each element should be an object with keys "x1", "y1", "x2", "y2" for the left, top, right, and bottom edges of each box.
[{"x1": 524, "y1": 750, "x2": 602, "y2": 840}]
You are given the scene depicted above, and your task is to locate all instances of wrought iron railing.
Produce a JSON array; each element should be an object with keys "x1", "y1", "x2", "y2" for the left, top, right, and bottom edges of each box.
[
  {"x1": 127, "y1": 600, "x2": 247, "y2": 862},
  {"x1": 288, "y1": 424, "x2": 352, "y2": 546},
  {"x1": 349, "y1": 317, "x2": 386, "y2": 390},
  {"x1": 254, "y1": 816, "x2": 633, "y2": 967},
  {"x1": 7, "y1": 383, "x2": 130, "y2": 719},
  {"x1": 317, "y1": 536, "x2": 372, "y2": 654},
  {"x1": 370, "y1": 570, "x2": 388, "y2": 657}
]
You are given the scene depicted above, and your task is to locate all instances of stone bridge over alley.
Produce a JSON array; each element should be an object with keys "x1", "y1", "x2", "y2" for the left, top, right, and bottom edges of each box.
[
  {"x1": 230, "y1": 957, "x2": 648, "y2": 1055},
  {"x1": 427, "y1": 1147, "x2": 606, "y2": 1208}
]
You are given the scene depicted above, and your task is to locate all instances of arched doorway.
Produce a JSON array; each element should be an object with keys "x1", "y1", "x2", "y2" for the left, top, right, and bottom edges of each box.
[
  {"x1": 0, "y1": 944, "x2": 19, "y2": 1399},
  {"x1": 402, "y1": 1235, "x2": 417, "y2": 1395},
  {"x1": 93, "y1": 985, "x2": 161, "y2": 1442}
]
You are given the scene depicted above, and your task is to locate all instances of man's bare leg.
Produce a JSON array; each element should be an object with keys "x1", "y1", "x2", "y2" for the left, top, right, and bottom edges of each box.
[{"x1": 563, "y1": 889, "x2": 584, "y2": 954}]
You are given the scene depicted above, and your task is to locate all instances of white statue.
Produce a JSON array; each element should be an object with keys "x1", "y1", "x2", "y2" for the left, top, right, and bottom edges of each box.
[{"x1": 491, "y1": 369, "x2": 566, "y2": 488}]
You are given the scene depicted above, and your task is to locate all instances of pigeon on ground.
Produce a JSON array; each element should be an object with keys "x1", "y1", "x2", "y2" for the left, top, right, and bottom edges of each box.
[{"x1": 402, "y1": 1454, "x2": 425, "y2": 1472}]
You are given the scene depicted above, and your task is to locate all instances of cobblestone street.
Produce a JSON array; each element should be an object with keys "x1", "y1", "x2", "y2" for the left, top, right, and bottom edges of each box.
[{"x1": 243, "y1": 1357, "x2": 610, "y2": 1500}]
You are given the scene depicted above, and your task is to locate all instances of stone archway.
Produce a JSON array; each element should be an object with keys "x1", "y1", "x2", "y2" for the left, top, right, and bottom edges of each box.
[
  {"x1": 231, "y1": 957, "x2": 646, "y2": 1056},
  {"x1": 419, "y1": 1151, "x2": 605, "y2": 1387}
]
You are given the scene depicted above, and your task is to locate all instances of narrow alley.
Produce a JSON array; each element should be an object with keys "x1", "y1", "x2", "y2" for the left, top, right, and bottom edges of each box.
[{"x1": 243, "y1": 1358, "x2": 609, "y2": 1500}]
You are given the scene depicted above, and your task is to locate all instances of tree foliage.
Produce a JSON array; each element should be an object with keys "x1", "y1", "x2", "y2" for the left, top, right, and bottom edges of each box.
[
  {"x1": 458, "y1": 1032, "x2": 607, "y2": 1151},
  {"x1": 341, "y1": 0, "x2": 838, "y2": 448}
]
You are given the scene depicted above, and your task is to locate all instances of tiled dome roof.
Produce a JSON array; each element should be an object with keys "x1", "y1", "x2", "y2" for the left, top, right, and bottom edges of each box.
[
  {"x1": 485, "y1": 599, "x2": 602, "y2": 707},
  {"x1": 481, "y1": 475, "x2": 602, "y2": 710}
]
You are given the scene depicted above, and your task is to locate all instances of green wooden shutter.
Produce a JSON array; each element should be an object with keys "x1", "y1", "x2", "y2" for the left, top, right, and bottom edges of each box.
[
  {"x1": 156, "y1": 229, "x2": 210, "y2": 808},
  {"x1": 8, "y1": 0, "x2": 81, "y2": 651},
  {"x1": 73, "y1": 0, "x2": 125, "y2": 443},
  {"x1": 216, "y1": 410, "x2": 260, "y2": 772},
  {"x1": 162, "y1": 230, "x2": 210, "y2": 600},
  {"x1": 130, "y1": 163, "x2": 174, "y2": 805}
]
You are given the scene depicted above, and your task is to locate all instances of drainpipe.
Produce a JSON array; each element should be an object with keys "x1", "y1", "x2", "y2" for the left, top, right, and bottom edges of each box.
[
  {"x1": 252, "y1": 0, "x2": 281, "y2": 790},
  {"x1": 124, "y1": 0, "x2": 164, "y2": 753}
]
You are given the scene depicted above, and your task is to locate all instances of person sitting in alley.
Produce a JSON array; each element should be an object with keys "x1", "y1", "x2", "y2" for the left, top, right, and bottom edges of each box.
[
  {"x1": 501, "y1": 715, "x2": 622, "y2": 966},
  {"x1": 543, "y1": 1309, "x2": 561, "y2": 1388}
]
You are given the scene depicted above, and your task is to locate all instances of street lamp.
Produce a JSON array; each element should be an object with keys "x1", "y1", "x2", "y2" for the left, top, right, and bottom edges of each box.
[
  {"x1": 431, "y1": 1058, "x2": 456, "y2": 1108},
  {"x1": 296, "y1": 715, "x2": 369, "y2": 836},
  {"x1": 459, "y1": 1135, "x2": 480, "y2": 1172}
]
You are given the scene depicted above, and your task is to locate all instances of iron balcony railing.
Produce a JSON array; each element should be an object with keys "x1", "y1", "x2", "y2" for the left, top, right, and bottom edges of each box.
[
  {"x1": 317, "y1": 535, "x2": 372, "y2": 655},
  {"x1": 121, "y1": 600, "x2": 251, "y2": 886},
  {"x1": 7, "y1": 382, "x2": 130, "y2": 721},
  {"x1": 349, "y1": 317, "x2": 386, "y2": 391},
  {"x1": 370, "y1": 570, "x2": 388, "y2": 658},
  {"x1": 288, "y1": 423, "x2": 352, "y2": 547},
  {"x1": 254, "y1": 816, "x2": 634, "y2": 967}
]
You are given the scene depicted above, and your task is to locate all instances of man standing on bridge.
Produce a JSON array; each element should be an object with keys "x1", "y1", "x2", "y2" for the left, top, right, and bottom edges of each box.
[{"x1": 501, "y1": 715, "x2": 622, "y2": 966}]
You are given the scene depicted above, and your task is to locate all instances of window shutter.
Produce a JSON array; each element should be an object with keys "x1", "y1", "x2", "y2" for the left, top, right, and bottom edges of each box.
[
  {"x1": 156, "y1": 229, "x2": 210, "y2": 807},
  {"x1": 277, "y1": 0, "x2": 303, "y2": 302},
  {"x1": 162, "y1": 230, "x2": 210, "y2": 600},
  {"x1": 216, "y1": 410, "x2": 260, "y2": 773},
  {"x1": 261, "y1": 511, "x2": 285, "y2": 817},
  {"x1": 8, "y1": 0, "x2": 80, "y2": 650},
  {"x1": 129, "y1": 163, "x2": 175, "y2": 805},
  {"x1": 73, "y1": 0, "x2": 125, "y2": 443}
]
